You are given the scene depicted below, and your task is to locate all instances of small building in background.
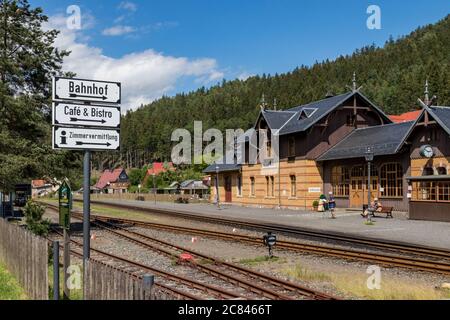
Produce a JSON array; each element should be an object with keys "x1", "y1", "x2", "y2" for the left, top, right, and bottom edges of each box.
[
  {"x1": 95, "y1": 168, "x2": 130, "y2": 194},
  {"x1": 31, "y1": 179, "x2": 57, "y2": 198},
  {"x1": 180, "y1": 180, "x2": 210, "y2": 198},
  {"x1": 144, "y1": 162, "x2": 175, "y2": 180}
]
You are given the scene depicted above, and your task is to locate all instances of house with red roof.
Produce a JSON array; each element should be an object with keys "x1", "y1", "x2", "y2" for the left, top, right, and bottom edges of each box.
[
  {"x1": 95, "y1": 168, "x2": 130, "y2": 194},
  {"x1": 389, "y1": 110, "x2": 422, "y2": 123},
  {"x1": 31, "y1": 179, "x2": 55, "y2": 198},
  {"x1": 143, "y1": 162, "x2": 175, "y2": 182},
  {"x1": 146, "y1": 162, "x2": 175, "y2": 176}
]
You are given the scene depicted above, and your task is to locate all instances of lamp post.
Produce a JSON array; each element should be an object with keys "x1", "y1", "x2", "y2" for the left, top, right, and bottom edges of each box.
[
  {"x1": 152, "y1": 173, "x2": 156, "y2": 205},
  {"x1": 365, "y1": 147, "x2": 374, "y2": 222},
  {"x1": 215, "y1": 164, "x2": 220, "y2": 209}
]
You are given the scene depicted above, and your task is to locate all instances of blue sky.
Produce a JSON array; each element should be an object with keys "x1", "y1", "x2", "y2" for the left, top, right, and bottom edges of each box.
[{"x1": 31, "y1": 0, "x2": 449, "y2": 110}]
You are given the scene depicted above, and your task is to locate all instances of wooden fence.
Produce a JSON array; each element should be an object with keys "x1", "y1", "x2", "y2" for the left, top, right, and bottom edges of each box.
[
  {"x1": 0, "y1": 219, "x2": 48, "y2": 300},
  {"x1": 83, "y1": 193, "x2": 210, "y2": 204},
  {"x1": 84, "y1": 259, "x2": 181, "y2": 300}
]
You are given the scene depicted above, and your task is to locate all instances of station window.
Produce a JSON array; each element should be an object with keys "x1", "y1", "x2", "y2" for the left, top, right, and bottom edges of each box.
[
  {"x1": 346, "y1": 114, "x2": 356, "y2": 126},
  {"x1": 250, "y1": 177, "x2": 255, "y2": 196},
  {"x1": 237, "y1": 176, "x2": 242, "y2": 196},
  {"x1": 412, "y1": 181, "x2": 450, "y2": 202},
  {"x1": 290, "y1": 175, "x2": 297, "y2": 197},
  {"x1": 288, "y1": 137, "x2": 296, "y2": 157},
  {"x1": 331, "y1": 166, "x2": 349, "y2": 196},
  {"x1": 270, "y1": 176, "x2": 275, "y2": 197},
  {"x1": 380, "y1": 163, "x2": 403, "y2": 198},
  {"x1": 266, "y1": 176, "x2": 274, "y2": 197}
]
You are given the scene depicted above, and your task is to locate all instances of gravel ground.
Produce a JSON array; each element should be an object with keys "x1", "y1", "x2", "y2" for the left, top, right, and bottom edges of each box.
[{"x1": 44, "y1": 206, "x2": 450, "y2": 300}]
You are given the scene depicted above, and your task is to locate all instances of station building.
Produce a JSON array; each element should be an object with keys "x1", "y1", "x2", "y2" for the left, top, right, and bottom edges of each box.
[{"x1": 204, "y1": 87, "x2": 450, "y2": 222}]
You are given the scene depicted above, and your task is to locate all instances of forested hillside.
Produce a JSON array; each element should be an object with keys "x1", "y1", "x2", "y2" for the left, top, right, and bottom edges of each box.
[{"x1": 118, "y1": 14, "x2": 449, "y2": 167}]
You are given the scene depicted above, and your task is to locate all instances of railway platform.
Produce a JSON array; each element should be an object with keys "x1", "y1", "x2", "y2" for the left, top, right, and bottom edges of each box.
[{"x1": 87, "y1": 198, "x2": 450, "y2": 250}]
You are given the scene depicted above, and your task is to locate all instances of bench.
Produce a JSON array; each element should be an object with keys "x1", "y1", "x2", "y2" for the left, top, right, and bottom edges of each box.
[
  {"x1": 374, "y1": 206, "x2": 394, "y2": 219},
  {"x1": 362, "y1": 205, "x2": 394, "y2": 219}
]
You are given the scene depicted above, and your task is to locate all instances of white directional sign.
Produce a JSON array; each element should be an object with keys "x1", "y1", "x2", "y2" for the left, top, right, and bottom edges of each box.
[
  {"x1": 53, "y1": 102, "x2": 121, "y2": 128},
  {"x1": 53, "y1": 77, "x2": 121, "y2": 104},
  {"x1": 53, "y1": 127, "x2": 120, "y2": 151}
]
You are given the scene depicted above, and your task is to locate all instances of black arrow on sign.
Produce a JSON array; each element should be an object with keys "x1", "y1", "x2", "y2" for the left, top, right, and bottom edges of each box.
[
  {"x1": 69, "y1": 93, "x2": 108, "y2": 100},
  {"x1": 70, "y1": 117, "x2": 106, "y2": 124},
  {"x1": 75, "y1": 141, "x2": 111, "y2": 147}
]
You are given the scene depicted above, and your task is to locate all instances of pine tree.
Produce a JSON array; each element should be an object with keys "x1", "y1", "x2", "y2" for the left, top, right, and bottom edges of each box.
[{"x1": 0, "y1": 0, "x2": 74, "y2": 191}]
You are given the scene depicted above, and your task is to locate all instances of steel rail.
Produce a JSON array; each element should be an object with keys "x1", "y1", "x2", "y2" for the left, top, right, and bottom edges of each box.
[
  {"x1": 47, "y1": 200, "x2": 450, "y2": 276},
  {"x1": 75, "y1": 199, "x2": 450, "y2": 260},
  {"x1": 86, "y1": 213, "x2": 450, "y2": 276},
  {"x1": 90, "y1": 218, "x2": 334, "y2": 300},
  {"x1": 45, "y1": 236, "x2": 198, "y2": 300},
  {"x1": 49, "y1": 226, "x2": 241, "y2": 300}
]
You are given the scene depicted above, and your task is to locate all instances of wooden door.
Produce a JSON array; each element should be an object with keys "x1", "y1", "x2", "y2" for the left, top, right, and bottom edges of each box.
[
  {"x1": 350, "y1": 166, "x2": 364, "y2": 208},
  {"x1": 225, "y1": 176, "x2": 232, "y2": 202},
  {"x1": 350, "y1": 177, "x2": 364, "y2": 208}
]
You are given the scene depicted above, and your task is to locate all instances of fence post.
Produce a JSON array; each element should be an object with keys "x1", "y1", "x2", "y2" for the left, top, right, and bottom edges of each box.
[
  {"x1": 53, "y1": 241, "x2": 60, "y2": 300},
  {"x1": 142, "y1": 274, "x2": 154, "y2": 300}
]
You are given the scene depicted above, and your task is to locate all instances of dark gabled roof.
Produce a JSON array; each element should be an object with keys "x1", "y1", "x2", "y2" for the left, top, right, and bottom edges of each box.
[
  {"x1": 203, "y1": 163, "x2": 241, "y2": 174},
  {"x1": 262, "y1": 110, "x2": 296, "y2": 129},
  {"x1": 255, "y1": 91, "x2": 392, "y2": 136},
  {"x1": 279, "y1": 92, "x2": 353, "y2": 135},
  {"x1": 317, "y1": 121, "x2": 415, "y2": 161},
  {"x1": 427, "y1": 106, "x2": 450, "y2": 135}
]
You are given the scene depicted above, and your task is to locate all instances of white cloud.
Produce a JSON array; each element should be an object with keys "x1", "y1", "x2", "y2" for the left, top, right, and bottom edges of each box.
[
  {"x1": 44, "y1": 14, "x2": 224, "y2": 112},
  {"x1": 118, "y1": 1, "x2": 137, "y2": 12},
  {"x1": 237, "y1": 71, "x2": 254, "y2": 81},
  {"x1": 102, "y1": 25, "x2": 136, "y2": 36}
]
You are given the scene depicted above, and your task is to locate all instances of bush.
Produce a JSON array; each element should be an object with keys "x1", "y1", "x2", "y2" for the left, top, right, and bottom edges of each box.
[
  {"x1": 312, "y1": 200, "x2": 319, "y2": 207},
  {"x1": 24, "y1": 201, "x2": 51, "y2": 236}
]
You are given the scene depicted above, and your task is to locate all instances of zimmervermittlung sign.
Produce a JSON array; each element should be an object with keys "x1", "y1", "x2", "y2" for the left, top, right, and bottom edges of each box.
[
  {"x1": 53, "y1": 102, "x2": 121, "y2": 128},
  {"x1": 53, "y1": 77, "x2": 121, "y2": 104},
  {"x1": 53, "y1": 127, "x2": 120, "y2": 151}
]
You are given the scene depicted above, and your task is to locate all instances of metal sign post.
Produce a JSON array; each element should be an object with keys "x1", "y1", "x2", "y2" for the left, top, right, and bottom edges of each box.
[
  {"x1": 58, "y1": 180, "x2": 72, "y2": 300},
  {"x1": 52, "y1": 76, "x2": 121, "y2": 300}
]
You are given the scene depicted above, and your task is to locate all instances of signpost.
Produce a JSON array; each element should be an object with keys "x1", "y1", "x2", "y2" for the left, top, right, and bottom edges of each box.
[
  {"x1": 53, "y1": 77, "x2": 121, "y2": 104},
  {"x1": 58, "y1": 180, "x2": 72, "y2": 300},
  {"x1": 53, "y1": 102, "x2": 120, "y2": 128},
  {"x1": 52, "y1": 127, "x2": 120, "y2": 151},
  {"x1": 52, "y1": 76, "x2": 121, "y2": 299}
]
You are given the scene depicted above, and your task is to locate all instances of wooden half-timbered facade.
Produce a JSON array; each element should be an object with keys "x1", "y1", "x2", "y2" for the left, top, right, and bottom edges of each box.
[{"x1": 204, "y1": 88, "x2": 450, "y2": 222}]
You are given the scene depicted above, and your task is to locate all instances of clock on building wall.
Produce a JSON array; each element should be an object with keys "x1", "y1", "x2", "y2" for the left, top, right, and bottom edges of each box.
[{"x1": 419, "y1": 145, "x2": 434, "y2": 158}]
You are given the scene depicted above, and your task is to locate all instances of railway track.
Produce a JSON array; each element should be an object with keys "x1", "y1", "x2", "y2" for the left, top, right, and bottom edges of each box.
[
  {"x1": 78, "y1": 199, "x2": 450, "y2": 261},
  {"x1": 48, "y1": 227, "x2": 242, "y2": 300},
  {"x1": 46, "y1": 236, "x2": 199, "y2": 300},
  {"x1": 47, "y1": 200, "x2": 450, "y2": 276},
  {"x1": 45, "y1": 205, "x2": 337, "y2": 300}
]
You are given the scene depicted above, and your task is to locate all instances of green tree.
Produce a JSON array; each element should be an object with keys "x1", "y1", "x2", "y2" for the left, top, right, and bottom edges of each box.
[
  {"x1": 0, "y1": 0, "x2": 74, "y2": 192},
  {"x1": 23, "y1": 200, "x2": 50, "y2": 236}
]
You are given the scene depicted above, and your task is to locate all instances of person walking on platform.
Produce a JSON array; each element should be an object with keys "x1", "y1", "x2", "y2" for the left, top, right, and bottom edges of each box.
[
  {"x1": 328, "y1": 191, "x2": 336, "y2": 219},
  {"x1": 318, "y1": 194, "x2": 327, "y2": 213}
]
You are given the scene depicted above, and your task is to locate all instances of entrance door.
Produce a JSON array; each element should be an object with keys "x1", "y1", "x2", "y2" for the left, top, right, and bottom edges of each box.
[
  {"x1": 350, "y1": 166, "x2": 364, "y2": 208},
  {"x1": 225, "y1": 176, "x2": 232, "y2": 203}
]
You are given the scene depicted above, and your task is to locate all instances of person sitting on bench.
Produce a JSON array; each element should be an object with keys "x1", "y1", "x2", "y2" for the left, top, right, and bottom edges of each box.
[{"x1": 362, "y1": 198, "x2": 382, "y2": 218}]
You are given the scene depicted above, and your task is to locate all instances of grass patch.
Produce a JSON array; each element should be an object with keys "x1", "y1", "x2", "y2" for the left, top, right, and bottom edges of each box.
[
  {"x1": 0, "y1": 263, "x2": 27, "y2": 300},
  {"x1": 282, "y1": 264, "x2": 448, "y2": 300},
  {"x1": 283, "y1": 264, "x2": 331, "y2": 282},
  {"x1": 332, "y1": 273, "x2": 447, "y2": 300},
  {"x1": 48, "y1": 263, "x2": 83, "y2": 300},
  {"x1": 40, "y1": 199, "x2": 156, "y2": 223},
  {"x1": 238, "y1": 256, "x2": 280, "y2": 266}
]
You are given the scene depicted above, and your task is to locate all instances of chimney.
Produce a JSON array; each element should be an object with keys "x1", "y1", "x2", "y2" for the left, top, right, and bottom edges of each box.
[{"x1": 325, "y1": 91, "x2": 334, "y2": 99}]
